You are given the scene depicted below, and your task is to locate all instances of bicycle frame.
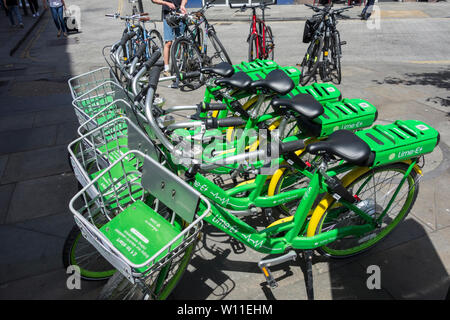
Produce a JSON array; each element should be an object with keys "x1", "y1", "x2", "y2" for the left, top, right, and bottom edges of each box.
[{"x1": 191, "y1": 158, "x2": 419, "y2": 254}]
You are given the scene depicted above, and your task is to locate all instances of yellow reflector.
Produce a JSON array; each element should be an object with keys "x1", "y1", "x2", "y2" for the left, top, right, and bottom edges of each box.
[
  {"x1": 324, "y1": 51, "x2": 328, "y2": 56},
  {"x1": 262, "y1": 267, "x2": 269, "y2": 277}
]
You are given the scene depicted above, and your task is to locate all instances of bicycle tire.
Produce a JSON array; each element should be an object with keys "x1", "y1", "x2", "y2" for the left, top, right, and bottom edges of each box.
[
  {"x1": 171, "y1": 36, "x2": 204, "y2": 87},
  {"x1": 148, "y1": 29, "x2": 163, "y2": 54},
  {"x1": 264, "y1": 26, "x2": 275, "y2": 61},
  {"x1": 330, "y1": 31, "x2": 342, "y2": 84},
  {"x1": 313, "y1": 162, "x2": 419, "y2": 258},
  {"x1": 248, "y1": 34, "x2": 258, "y2": 62},
  {"x1": 207, "y1": 30, "x2": 232, "y2": 65},
  {"x1": 300, "y1": 37, "x2": 323, "y2": 85},
  {"x1": 97, "y1": 238, "x2": 198, "y2": 300},
  {"x1": 62, "y1": 224, "x2": 116, "y2": 280}
]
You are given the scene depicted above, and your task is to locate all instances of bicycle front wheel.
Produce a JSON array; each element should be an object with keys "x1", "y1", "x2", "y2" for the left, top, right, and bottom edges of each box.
[
  {"x1": 248, "y1": 34, "x2": 259, "y2": 62},
  {"x1": 148, "y1": 29, "x2": 163, "y2": 54},
  {"x1": 328, "y1": 31, "x2": 342, "y2": 84},
  {"x1": 313, "y1": 163, "x2": 419, "y2": 258},
  {"x1": 300, "y1": 37, "x2": 323, "y2": 85},
  {"x1": 98, "y1": 239, "x2": 197, "y2": 300},
  {"x1": 171, "y1": 37, "x2": 204, "y2": 87},
  {"x1": 63, "y1": 224, "x2": 116, "y2": 280}
]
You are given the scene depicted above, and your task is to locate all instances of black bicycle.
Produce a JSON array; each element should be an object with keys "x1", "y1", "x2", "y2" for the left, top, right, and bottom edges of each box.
[
  {"x1": 299, "y1": 4, "x2": 352, "y2": 85},
  {"x1": 169, "y1": 0, "x2": 232, "y2": 89}
]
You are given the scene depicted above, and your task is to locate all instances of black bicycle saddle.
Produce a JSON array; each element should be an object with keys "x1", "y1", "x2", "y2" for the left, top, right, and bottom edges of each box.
[
  {"x1": 215, "y1": 71, "x2": 252, "y2": 90},
  {"x1": 201, "y1": 62, "x2": 235, "y2": 78},
  {"x1": 249, "y1": 69, "x2": 294, "y2": 95},
  {"x1": 306, "y1": 130, "x2": 374, "y2": 166},
  {"x1": 272, "y1": 93, "x2": 324, "y2": 120}
]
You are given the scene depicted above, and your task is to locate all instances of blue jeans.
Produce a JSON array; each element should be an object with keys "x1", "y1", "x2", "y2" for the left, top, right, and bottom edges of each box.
[
  {"x1": 50, "y1": 5, "x2": 67, "y2": 33},
  {"x1": 8, "y1": 5, "x2": 23, "y2": 25},
  {"x1": 362, "y1": 0, "x2": 376, "y2": 17}
]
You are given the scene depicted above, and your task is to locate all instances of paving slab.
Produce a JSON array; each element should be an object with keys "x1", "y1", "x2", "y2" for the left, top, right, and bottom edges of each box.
[
  {"x1": 0, "y1": 94, "x2": 73, "y2": 116},
  {"x1": 0, "y1": 268, "x2": 104, "y2": 300},
  {"x1": 0, "y1": 155, "x2": 8, "y2": 181},
  {"x1": 0, "y1": 184, "x2": 15, "y2": 224},
  {"x1": 6, "y1": 173, "x2": 78, "y2": 224},
  {"x1": 55, "y1": 121, "x2": 80, "y2": 146},
  {"x1": 1, "y1": 145, "x2": 70, "y2": 184},
  {"x1": 32, "y1": 106, "x2": 78, "y2": 128},
  {"x1": 0, "y1": 224, "x2": 64, "y2": 284},
  {"x1": 0, "y1": 112, "x2": 35, "y2": 133},
  {"x1": 14, "y1": 212, "x2": 74, "y2": 239},
  {"x1": 413, "y1": 169, "x2": 450, "y2": 232},
  {"x1": 0, "y1": 125, "x2": 57, "y2": 156}
]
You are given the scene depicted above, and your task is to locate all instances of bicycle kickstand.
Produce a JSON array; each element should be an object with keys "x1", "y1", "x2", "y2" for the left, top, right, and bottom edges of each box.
[{"x1": 303, "y1": 250, "x2": 315, "y2": 300}]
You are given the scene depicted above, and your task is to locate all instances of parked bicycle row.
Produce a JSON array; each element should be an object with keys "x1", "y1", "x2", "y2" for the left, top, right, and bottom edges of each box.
[
  {"x1": 102, "y1": 1, "x2": 353, "y2": 90},
  {"x1": 62, "y1": 3, "x2": 440, "y2": 300}
]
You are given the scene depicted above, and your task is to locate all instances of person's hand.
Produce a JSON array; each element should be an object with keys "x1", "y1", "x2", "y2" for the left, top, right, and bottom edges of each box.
[
  {"x1": 180, "y1": 5, "x2": 187, "y2": 14},
  {"x1": 166, "y1": 2, "x2": 176, "y2": 10}
]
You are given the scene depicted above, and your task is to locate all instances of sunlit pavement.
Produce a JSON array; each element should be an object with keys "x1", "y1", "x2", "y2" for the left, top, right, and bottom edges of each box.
[{"x1": 0, "y1": 1, "x2": 449, "y2": 300}]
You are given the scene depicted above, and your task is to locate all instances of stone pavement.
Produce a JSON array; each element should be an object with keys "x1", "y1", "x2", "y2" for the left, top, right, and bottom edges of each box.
[{"x1": 0, "y1": 0, "x2": 449, "y2": 300}]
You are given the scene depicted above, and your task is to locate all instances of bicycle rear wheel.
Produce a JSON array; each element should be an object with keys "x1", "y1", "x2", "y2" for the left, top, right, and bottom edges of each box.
[
  {"x1": 300, "y1": 37, "x2": 323, "y2": 85},
  {"x1": 313, "y1": 163, "x2": 419, "y2": 258},
  {"x1": 264, "y1": 26, "x2": 275, "y2": 61},
  {"x1": 208, "y1": 31, "x2": 232, "y2": 65}
]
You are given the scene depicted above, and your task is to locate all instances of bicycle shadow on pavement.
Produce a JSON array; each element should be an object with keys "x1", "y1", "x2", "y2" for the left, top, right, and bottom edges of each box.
[
  {"x1": 326, "y1": 218, "x2": 450, "y2": 300},
  {"x1": 171, "y1": 216, "x2": 450, "y2": 300}
]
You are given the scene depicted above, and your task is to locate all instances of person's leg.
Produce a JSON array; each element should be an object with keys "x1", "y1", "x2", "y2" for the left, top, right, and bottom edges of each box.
[
  {"x1": 162, "y1": 18, "x2": 175, "y2": 75},
  {"x1": 28, "y1": 0, "x2": 36, "y2": 15},
  {"x1": 56, "y1": 5, "x2": 67, "y2": 34},
  {"x1": 11, "y1": 6, "x2": 23, "y2": 26},
  {"x1": 6, "y1": 6, "x2": 15, "y2": 25},
  {"x1": 362, "y1": 0, "x2": 376, "y2": 19},
  {"x1": 50, "y1": 6, "x2": 62, "y2": 35},
  {"x1": 20, "y1": 0, "x2": 28, "y2": 16}
]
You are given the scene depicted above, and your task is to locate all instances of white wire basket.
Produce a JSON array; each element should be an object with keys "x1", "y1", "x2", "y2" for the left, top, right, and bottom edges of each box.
[
  {"x1": 68, "y1": 150, "x2": 211, "y2": 283},
  {"x1": 68, "y1": 67, "x2": 119, "y2": 100}
]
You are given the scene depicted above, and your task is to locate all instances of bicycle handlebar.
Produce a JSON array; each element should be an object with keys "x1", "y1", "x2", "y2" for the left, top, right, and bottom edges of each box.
[
  {"x1": 229, "y1": 0, "x2": 276, "y2": 10},
  {"x1": 304, "y1": 4, "x2": 353, "y2": 15}
]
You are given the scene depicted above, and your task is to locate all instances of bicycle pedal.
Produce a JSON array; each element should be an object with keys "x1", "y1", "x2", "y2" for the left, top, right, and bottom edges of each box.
[
  {"x1": 340, "y1": 41, "x2": 347, "y2": 46},
  {"x1": 258, "y1": 250, "x2": 297, "y2": 289},
  {"x1": 260, "y1": 265, "x2": 278, "y2": 289}
]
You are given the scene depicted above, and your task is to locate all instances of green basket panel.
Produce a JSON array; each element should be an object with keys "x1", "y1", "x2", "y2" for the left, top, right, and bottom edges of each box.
[
  {"x1": 100, "y1": 200, "x2": 182, "y2": 270},
  {"x1": 77, "y1": 95, "x2": 115, "y2": 115},
  {"x1": 90, "y1": 161, "x2": 143, "y2": 208},
  {"x1": 356, "y1": 120, "x2": 439, "y2": 167}
]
